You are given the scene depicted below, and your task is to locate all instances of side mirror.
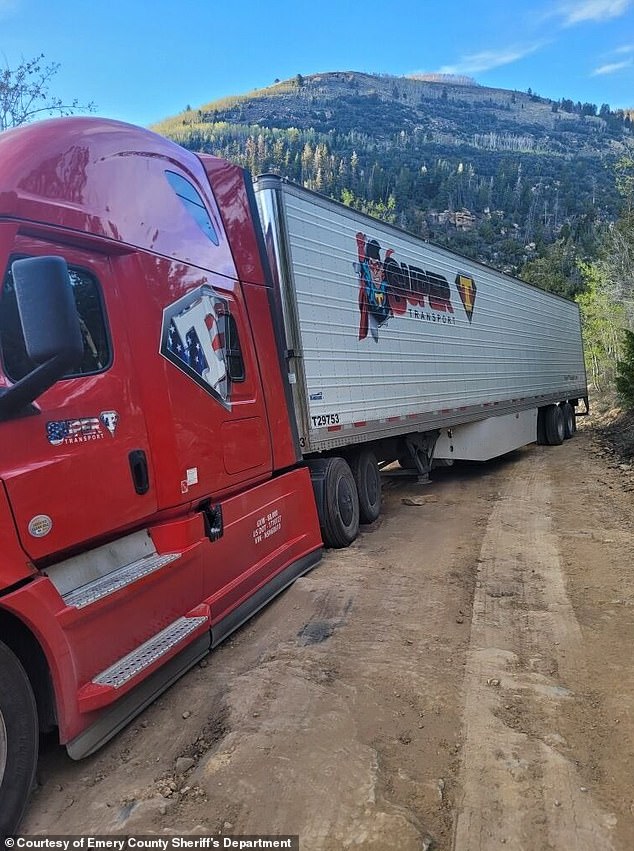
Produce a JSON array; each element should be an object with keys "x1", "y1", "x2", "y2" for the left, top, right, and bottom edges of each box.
[
  {"x1": 13, "y1": 256, "x2": 84, "y2": 365},
  {"x1": 0, "y1": 256, "x2": 83, "y2": 419}
]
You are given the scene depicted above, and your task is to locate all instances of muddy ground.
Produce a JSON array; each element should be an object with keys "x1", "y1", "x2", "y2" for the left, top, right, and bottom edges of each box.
[{"x1": 21, "y1": 414, "x2": 634, "y2": 850}]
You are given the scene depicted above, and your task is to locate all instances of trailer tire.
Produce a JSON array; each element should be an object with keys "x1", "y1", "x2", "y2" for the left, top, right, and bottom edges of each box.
[
  {"x1": 561, "y1": 402, "x2": 576, "y2": 439},
  {"x1": 537, "y1": 407, "x2": 547, "y2": 445},
  {"x1": 350, "y1": 448, "x2": 381, "y2": 524},
  {"x1": 544, "y1": 404, "x2": 565, "y2": 446},
  {"x1": 0, "y1": 640, "x2": 38, "y2": 838},
  {"x1": 311, "y1": 457, "x2": 359, "y2": 548}
]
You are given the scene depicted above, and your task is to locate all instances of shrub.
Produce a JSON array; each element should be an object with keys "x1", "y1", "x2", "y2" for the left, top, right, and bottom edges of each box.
[{"x1": 615, "y1": 329, "x2": 634, "y2": 409}]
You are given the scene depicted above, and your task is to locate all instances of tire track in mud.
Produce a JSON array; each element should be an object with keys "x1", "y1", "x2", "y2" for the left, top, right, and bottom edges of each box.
[{"x1": 454, "y1": 452, "x2": 616, "y2": 851}]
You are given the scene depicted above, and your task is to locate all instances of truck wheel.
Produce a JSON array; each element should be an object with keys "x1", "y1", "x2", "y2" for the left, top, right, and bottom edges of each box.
[
  {"x1": 350, "y1": 448, "x2": 381, "y2": 523},
  {"x1": 561, "y1": 402, "x2": 576, "y2": 439},
  {"x1": 544, "y1": 404, "x2": 565, "y2": 446},
  {"x1": 311, "y1": 457, "x2": 360, "y2": 548},
  {"x1": 0, "y1": 641, "x2": 38, "y2": 837}
]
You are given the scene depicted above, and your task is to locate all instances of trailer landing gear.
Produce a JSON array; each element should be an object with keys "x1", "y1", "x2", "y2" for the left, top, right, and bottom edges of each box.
[{"x1": 399, "y1": 432, "x2": 440, "y2": 484}]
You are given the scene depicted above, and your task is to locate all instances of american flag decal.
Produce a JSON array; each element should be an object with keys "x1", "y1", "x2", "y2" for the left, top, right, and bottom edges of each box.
[
  {"x1": 47, "y1": 417, "x2": 102, "y2": 446},
  {"x1": 161, "y1": 285, "x2": 230, "y2": 408}
]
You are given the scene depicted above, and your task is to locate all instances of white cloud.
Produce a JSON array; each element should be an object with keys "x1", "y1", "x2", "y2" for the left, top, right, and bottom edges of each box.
[
  {"x1": 558, "y1": 0, "x2": 632, "y2": 25},
  {"x1": 613, "y1": 43, "x2": 634, "y2": 53},
  {"x1": 591, "y1": 58, "x2": 633, "y2": 73},
  {"x1": 434, "y1": 43, "x2": 544, "y2": 75}
]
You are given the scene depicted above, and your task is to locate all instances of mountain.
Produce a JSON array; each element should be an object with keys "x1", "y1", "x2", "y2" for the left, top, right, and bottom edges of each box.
[{"x1": 153, "y1": 71, "x2": 634, "y2": 292}]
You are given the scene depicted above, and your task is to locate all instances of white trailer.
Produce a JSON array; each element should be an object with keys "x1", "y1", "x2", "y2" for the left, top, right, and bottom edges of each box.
[{"x1": 254, "y1": 176, "x2": 587, "y2": 544}]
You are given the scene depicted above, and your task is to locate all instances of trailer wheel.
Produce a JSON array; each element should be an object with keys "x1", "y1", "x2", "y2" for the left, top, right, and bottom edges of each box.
[
  {"x1": 0, "y1": 641, "x2": 38, "y2": 837},
  {"x1": 561, "y1": 402, "x2": 576, "y2": 439},
  {"x1": 350, "y1": 448, "x2": 381, "y2": 523},
  {"x1": 544, "y1": 404, "x2": 565, "y2": 446},
  {"x1": 537, "y1": 408, "x2": 547, "y2": 445},
  {"x1": 311, "y1": 457, "x2": 359, "y2": 548}
]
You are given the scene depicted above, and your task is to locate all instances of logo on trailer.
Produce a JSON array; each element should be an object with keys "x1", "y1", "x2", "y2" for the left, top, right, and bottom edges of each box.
[
  {"x1": 456, "y1": 274, "x2": 477, "y2": 323},
  {"x1": 160, "y1": 284, "x2": 231, "y2": 409},
  {"x1": 354, "y1": 232, "x2": 456, "y2": 342}
]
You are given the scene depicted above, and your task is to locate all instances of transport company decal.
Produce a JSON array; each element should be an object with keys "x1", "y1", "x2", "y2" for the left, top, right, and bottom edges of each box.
[
  {"x1": 100, "y1": 410, "x2": 119, "y2": 436},
  {"x1": 46, "y1": 412, "x2": 119, "y2": 446},
  {"x1": 456, "y1": 274, "x2": 477, "y2": 323},
  {"x1": 354, "y1": 232, "x2": 477, "y2": 341},
  {"x1": 160, "y1": 284, "x2": 230, "y2": 409}
]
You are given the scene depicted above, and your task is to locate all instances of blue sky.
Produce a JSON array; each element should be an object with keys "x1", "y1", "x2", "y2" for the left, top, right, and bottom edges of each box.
[{"x1": 1, "y1": 0, "x2": 633, "y2": 127}]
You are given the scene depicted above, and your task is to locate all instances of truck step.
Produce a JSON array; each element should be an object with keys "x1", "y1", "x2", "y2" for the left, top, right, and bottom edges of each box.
[
  {"x1": 77, "y1": 612, "x2": 209, "y2": 712},
  {"x1": 94, "y1": 615, "x2": 208, "y2": 688},
  {"x1": 62, "y1": 552, "x2": 181, "y2": 609}
]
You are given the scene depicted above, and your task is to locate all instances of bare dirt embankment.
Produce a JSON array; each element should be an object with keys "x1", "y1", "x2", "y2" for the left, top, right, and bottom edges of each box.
[{"x1": 21, "y1": 419, "x2": 634, "y2": 850}]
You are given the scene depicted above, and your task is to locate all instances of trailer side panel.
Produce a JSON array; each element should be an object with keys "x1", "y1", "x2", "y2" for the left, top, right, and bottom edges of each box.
[{"x1": 255, "y1": 178, "x2": 587, "y2": 453}]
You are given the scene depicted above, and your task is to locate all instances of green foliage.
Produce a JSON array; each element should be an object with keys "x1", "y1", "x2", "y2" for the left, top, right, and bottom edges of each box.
[
  {"x1": 521, "y1": 238, "x2": 588, "y2": 298},
  {"x1": 615, "y1": 329, "x2": 634, "y2": 409},
  {"x1": 0, "y1": 54, "x2": 95, "y2": 131},
  {"x1": 615, "y1": 155, "x2": 634, "y2": 215},
  {"x1": 576, "y1": 262, "x2": 624, "y2": 392},
  {"x1": 341, "y1": 188, "x2": 396, "y2": 223}
]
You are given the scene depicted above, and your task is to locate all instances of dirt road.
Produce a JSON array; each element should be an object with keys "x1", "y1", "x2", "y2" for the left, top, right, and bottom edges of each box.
[{"x1": 21, "y1": 426, "x2": 634, "y2": 850}]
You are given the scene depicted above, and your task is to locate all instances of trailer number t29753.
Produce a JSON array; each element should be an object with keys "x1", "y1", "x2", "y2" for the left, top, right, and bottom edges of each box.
[{"x1": 311, "y1": 413, "x2": 340, "y2": 427}]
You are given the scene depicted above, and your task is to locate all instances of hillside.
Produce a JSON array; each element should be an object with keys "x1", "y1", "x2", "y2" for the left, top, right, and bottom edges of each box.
[{"x1": 153, "y1": 71, "x2": 634, "y2": 288}]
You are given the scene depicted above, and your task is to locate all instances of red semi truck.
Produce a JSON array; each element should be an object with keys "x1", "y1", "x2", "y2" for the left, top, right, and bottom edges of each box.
[{"x1": 0, "y1": 118, "x2": 587, "y2": 833}]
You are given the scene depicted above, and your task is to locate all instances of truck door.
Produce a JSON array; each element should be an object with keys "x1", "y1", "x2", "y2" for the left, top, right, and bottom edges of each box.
[
  {"x1": 128, "y1": 250, "x2": 273, "y2": 512},
  {"x1": 0, "y1": 237, "x2": 157, "y2": 561}
]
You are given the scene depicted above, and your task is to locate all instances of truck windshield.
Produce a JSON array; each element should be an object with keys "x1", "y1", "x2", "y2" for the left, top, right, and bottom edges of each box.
[{"x1": 0, "y1": 259, "x2": 111, "y2": 382}]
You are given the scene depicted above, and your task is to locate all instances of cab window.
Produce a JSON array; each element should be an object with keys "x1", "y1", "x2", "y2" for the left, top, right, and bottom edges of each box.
[
  {"x1": 165, "y1": 171, "x2": 220, "y2": 246},
  {"x1": 0, "y1": 259, "x2": 111, "y2": 382}
]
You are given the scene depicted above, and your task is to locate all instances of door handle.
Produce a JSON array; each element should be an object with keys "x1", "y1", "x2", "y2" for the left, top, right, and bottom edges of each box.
[{"x1": 129, "y1": 449, "x2": 150, "y2": 495}]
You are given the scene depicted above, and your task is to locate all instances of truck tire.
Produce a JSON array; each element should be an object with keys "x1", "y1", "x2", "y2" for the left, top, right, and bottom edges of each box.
[
  {"x1": 544, "y1": 404, "x2": 565, "y2": 446},
  {"x1": 350, "y1": 448, "x2": 381, "y2": 523},
  {"x1": 311, "y1": 457, "x2": 360, "y2": 548},
  {"x1": 0, "y1": 641, "x2": 38, "y2": 838},
  {"x1": 561, "y1": 402, "x2": 576, "y2": 439}
]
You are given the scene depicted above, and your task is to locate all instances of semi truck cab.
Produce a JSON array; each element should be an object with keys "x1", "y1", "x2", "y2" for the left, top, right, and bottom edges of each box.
[{"x1": 0, "y1": 117, "x2": 322, "y2": 836}]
